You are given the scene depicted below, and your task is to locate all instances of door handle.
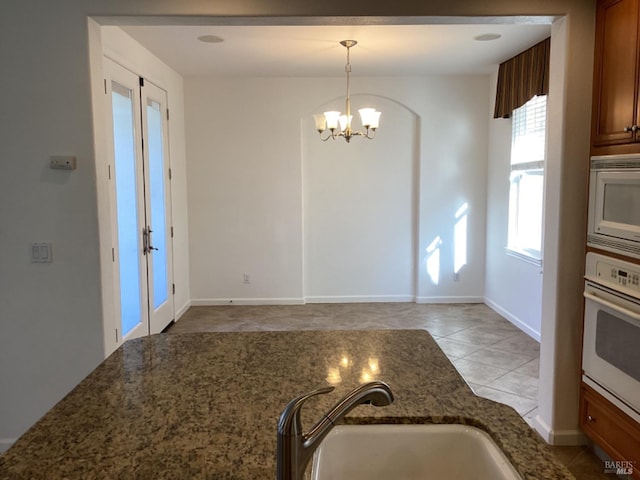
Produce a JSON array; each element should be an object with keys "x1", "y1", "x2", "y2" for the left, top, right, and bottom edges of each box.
[
  {"x1": 147, "y1": 226, "x2": 158, "y2": 252},
  {"x1": 142, "y1": 226, "x2": 157, "y2": 254},
  {"x1": 583, "y1": 290, "x2": 640, "y2": 323},
  {"x1": 142, "y1": 226, "x2": 149, "y2": 254}
]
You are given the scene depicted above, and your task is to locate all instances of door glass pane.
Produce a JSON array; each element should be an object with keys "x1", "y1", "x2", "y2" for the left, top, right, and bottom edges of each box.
[
  {"x1": 603, "y1": 183, "x2": 640, "y2": 226},
  {"x1": 112, "y1": 82, "x2": 142, "y2": 336},
  {"x1": 146, "y1": 98, "x2": 168, "y2": 308}
]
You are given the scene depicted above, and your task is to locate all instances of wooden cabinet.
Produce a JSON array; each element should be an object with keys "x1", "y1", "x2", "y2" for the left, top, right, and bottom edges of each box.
[
  {"x1": 579, "y1": 382, "x2": 640, "y2": 479},
  {"x1": 591, "y1": 0, "x2": 640, "y2": 154},
  {"x1": 584, "y1": 2, "x2": 640, "y2": 476}
]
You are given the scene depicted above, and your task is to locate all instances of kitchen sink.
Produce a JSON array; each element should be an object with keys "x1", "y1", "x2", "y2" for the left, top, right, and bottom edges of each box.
[{"x1": 311, "y1": 424, "x2": 522, "y2": 480}]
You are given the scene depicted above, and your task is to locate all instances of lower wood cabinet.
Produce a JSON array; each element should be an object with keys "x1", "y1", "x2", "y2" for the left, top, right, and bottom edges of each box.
[{"x1": 579, "y1": 382, "x2": 640, "y2": 479}]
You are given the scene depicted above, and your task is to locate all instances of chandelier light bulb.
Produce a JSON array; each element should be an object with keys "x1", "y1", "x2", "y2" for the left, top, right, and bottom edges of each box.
[
  {"x1": 324, "y1": 111, "x2": 341, "y2": 130},
  {"x1": 358, "y1": 108, "x2": 381, "y2": 129},
  {"x1": 313, "y1": 114, "x2": 327, "y2": 133},
  {"x1": 338, "y1": 114, "x2": 352, "y2": 132}
]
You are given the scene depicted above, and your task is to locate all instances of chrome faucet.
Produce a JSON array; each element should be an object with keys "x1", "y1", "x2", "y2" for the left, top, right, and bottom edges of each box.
[{"x1": 276, "y1": 380, "x2": 394, "y2": 480}]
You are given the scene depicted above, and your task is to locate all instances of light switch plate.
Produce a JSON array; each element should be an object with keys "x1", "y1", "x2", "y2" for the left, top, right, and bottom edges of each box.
[{"x1": 31, "y1": 242, "x2": 53, "y2": 263}]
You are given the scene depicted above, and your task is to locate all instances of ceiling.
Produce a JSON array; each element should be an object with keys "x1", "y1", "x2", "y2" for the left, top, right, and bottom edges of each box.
[{"x1": 120, "y1": 23, "x2": 552, "y2": 77}]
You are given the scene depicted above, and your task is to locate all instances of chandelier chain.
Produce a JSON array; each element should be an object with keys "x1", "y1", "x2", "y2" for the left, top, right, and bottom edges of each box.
[{"x1": 345, "y1": 44, "x2": 352, "y2": 134}]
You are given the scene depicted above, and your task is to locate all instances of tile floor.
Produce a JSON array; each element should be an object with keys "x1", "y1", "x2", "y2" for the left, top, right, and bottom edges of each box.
[
  {"x1": 429, "y1": 318, "x2": 541, "y2": 426},
  {"x1": 168, "y1": 302, "x2": 612, "y2": 480}
]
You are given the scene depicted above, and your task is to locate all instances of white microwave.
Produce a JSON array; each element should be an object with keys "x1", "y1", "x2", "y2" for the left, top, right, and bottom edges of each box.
[{"x1": 588, "y1": 154, "x2": 640, "y2": 259}]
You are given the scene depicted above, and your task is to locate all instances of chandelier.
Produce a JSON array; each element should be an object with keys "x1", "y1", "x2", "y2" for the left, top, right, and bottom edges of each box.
[{"x1": 313, "y1": 40, "x2": 381, "y2": 143}]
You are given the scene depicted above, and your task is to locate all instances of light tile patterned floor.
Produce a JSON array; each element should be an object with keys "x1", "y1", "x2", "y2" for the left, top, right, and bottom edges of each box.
[
  {"x1": 423, "y1": 316, "x2": 541, "y2": 423},
  {"x1": 169, "y1": 303, "x2": 610, "y2": 480}
]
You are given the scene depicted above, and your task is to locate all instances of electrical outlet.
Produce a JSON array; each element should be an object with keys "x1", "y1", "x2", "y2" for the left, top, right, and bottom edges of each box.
[
  {"x1": 243, "y1": 274, "x2": 250, "y2": 284},
  {"x1": 453, "y1": 272, "x2": 460, "y2": 282}
]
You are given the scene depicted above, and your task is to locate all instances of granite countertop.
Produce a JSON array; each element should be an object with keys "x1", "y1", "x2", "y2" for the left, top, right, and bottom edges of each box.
[{"x1": 0, "y1": 330, "x2": 574, "y2": 479}]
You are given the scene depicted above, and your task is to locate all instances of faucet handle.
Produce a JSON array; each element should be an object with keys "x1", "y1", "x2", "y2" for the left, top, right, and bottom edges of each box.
[{"x1": 277, "y1": 386, "x2": 335, "y2": 437}]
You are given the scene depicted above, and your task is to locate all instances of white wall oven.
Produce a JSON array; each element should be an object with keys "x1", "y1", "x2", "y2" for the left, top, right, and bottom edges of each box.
[
  {"x1": 583, "y1": 252, "x2": 640, "y2": 423},
  {"x1": 588, "y1": 154, "x2": 640, "y2": 259}
]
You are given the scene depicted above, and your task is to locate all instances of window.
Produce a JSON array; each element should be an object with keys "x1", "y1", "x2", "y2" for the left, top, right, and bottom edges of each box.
[{"x1": 507, "y1": 95, "x2": 546, "y2": 264}]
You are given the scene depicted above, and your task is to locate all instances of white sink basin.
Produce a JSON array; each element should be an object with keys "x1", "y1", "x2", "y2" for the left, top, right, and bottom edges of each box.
[{"x1": 311, "y1": 424, "x2": 522, "y2": 480}]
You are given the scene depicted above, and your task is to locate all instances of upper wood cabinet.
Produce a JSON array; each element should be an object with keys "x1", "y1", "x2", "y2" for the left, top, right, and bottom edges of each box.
[{"x1": 591, "y1": 0, "x2": 640, "y2": 154}]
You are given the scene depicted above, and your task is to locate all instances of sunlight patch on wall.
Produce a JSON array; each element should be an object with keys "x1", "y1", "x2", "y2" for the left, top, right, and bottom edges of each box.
[
  {"x1": 425, "y1": 236, "x2": 442, "y2": 285},
  {"x1": 454, "y1": 202, "x2": 468, "y2": 274}
]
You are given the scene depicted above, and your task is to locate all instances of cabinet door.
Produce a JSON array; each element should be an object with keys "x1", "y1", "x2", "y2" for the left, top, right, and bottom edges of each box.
[
  {"x1": 591, "y1": 0, "x2": 640, "y2": 147},
  {"x1": 579, "y1": 383, "x2": 640, "y2": 479}
]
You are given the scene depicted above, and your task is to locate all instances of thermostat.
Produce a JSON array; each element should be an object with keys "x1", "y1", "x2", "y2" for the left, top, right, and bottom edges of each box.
[{"x1": 50, "y1": 155, "x2": 76, "y2": 170}]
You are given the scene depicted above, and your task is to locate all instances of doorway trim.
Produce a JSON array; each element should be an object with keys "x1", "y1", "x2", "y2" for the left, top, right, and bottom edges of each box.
[{"x1": 87, "y1": 13, "x2": 589, "y2": 446}]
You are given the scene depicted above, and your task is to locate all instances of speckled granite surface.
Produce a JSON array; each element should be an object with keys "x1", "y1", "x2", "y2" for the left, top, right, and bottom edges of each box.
[{"x1": 0, "y1": 330, "x2": 574, "y2": 479}]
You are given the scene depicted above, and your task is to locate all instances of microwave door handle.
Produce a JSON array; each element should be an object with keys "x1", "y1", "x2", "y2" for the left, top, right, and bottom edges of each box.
[{"x1": 583, "y1": 291, "x2": 640, "y2": 324}]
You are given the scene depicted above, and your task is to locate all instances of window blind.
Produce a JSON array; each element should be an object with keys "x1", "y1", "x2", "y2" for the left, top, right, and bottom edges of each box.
[{"x1": 511, "y1": 95, "x2": 547, "y2": 166}]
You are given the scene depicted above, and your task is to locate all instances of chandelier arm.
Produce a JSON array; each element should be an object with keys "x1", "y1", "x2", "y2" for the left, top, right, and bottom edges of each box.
[
  {"x1": 343, "y1": 129, "x2": 376, "y2": 140},
  {"x1": 319, "y1": 130, "x2": 337, "y2": 141}
]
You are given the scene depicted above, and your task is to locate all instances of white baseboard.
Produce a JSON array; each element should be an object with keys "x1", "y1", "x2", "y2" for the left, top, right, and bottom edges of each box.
[
  {"x1": 415, "y1": 296, "x2": 483, "y2": 304},
  {"x1": 190, "y1": 296, "x2": 486, "y2": 305},
  {"x1": 191, "y1": 298, "x2": 305, "y2": 306},
  {"x1": 532, "y1": 414, "x2": 587, "y2": 446},
  {"x1": 0, "y1": 438, "x2": 16, "y2": 454},
  {"x1": 304, "y1": 295, "x2": 414, "y2": 304},
  {"x1": 483, "y1": 297, "x2": 541, "y2": 342}
]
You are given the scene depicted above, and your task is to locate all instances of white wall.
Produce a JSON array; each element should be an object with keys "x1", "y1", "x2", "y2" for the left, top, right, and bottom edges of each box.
[
  {"x1": 185, "y1": 77, "x2": 305, "y2": 304},
  {"x1": 185, "y1": 76, "x2": 489, "y2": 305},
  {"x1": 415, "y1": 77, "x2": 489, "y2": 303},
  {"x1": 537, "y1": 16, "x2": 593, "y2": 445},
  {"x1": 484, "y1": 71, "x2": 543, "y2": 340},
  {"x1": 304, "y1": 92, "x2": 417, "y2": 302},
  {"x1": 0, "y1": 7, "x2": 105, "y2": 451},
  {"x1": 0, "y1": 0, "x2": 594, "y2": 453}
]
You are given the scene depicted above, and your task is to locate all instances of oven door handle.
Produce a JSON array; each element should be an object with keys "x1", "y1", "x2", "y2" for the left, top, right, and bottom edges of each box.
[{"x1": 584, "y1": 290, "x2": 640, "y2": 322}]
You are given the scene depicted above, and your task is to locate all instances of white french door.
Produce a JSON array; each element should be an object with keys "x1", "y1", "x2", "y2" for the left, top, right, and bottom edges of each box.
[{"x1": 104, "y1": 58, "x2": 174, "y2": 343}]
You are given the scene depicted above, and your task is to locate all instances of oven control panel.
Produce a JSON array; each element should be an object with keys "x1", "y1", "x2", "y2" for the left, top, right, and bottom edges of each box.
[
  {"x1": 587, "y1": 252, "x2": 640, "y2": 298},
  {"x1": 606, "y1": 267, "x2": 640, "y2": 286}
]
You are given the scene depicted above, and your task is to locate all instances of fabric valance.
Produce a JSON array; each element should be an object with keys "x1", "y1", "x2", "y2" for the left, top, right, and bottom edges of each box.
[{"x1": 493, "y1": 37, "x2": 550, "y2": 119}]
